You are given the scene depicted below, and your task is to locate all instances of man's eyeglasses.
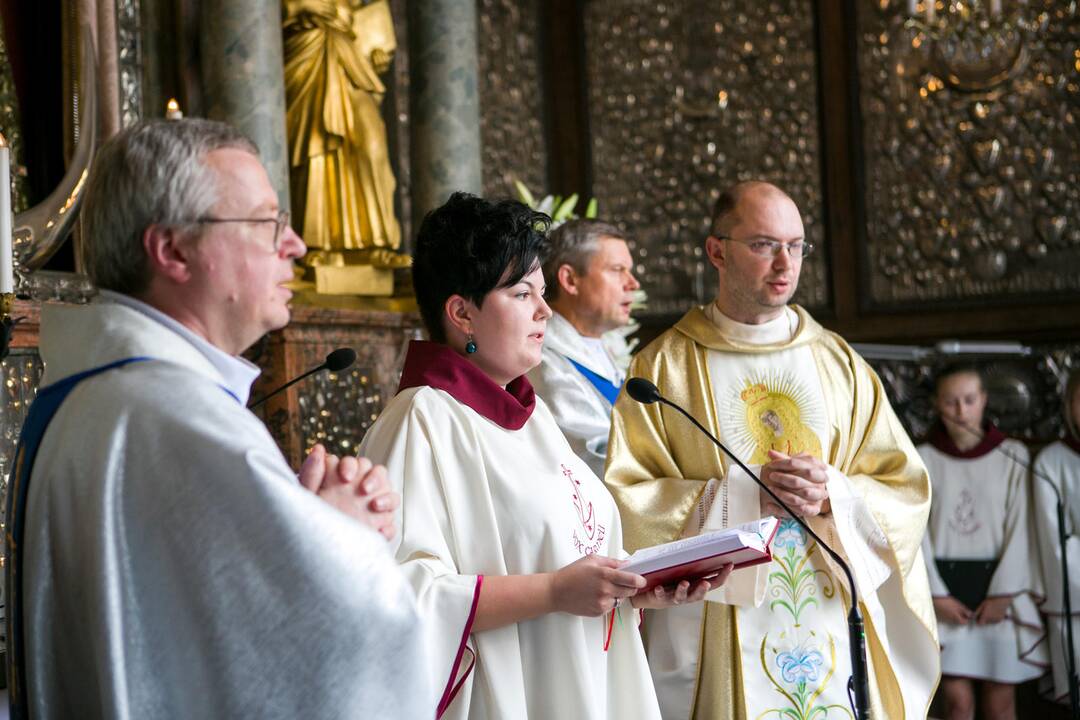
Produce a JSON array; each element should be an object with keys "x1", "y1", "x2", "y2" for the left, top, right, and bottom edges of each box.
[
  {"x1": 194, "y1": 209, "x2": 291, "y2": 252},
  {"x1": 714, "y1": 235, "x2": 814, "y2": 259}
]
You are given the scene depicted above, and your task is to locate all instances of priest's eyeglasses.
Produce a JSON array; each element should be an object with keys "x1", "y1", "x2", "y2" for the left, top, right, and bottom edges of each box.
[
  {"x1": 194, "y1": 210, "x2": 291, "y2": 252},
  {"x1": 716, "y1": 235, "x2": 815, "y2": 259}
]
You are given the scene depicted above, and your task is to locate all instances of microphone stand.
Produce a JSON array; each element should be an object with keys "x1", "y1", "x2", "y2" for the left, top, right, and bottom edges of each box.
[
  {"x1": 646, "y1": 390, "x2": 871, "y2": 719},
  {"x1": 951, "y1": 420, "x2": 1080, "y2": 718}
]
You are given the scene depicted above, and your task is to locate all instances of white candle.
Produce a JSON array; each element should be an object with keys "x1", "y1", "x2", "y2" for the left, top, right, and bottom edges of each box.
[
  {"x1": 908, "y1": 0, "x2": 918, "y2": 16},
  {"x1": 989, "y1": 0, "x2": 1002, "y2": 16},
  {"x1": 926, "y1": 0, "x2": 936, "y2": 22},
  {"x1": 0, "y1": 133, "x2": 13, "y2": 296}
]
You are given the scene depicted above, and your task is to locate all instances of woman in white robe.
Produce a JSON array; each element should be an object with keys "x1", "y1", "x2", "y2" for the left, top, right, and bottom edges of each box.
[
  {"x1": 1034, "y1": 369, "x2": 1080, "y2": 703},
  {"x1": 919, "y1": 365, "x2": 1047, "y2": 720},
  {"x1": 359, "y1": 192, "x2": 730, "y2": 720}
]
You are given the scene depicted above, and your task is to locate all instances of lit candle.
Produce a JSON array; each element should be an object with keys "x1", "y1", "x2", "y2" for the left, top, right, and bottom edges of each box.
[
  {"x1": 926, "y1": 0, "x2": 936, "y2": 22},
  {"x1": 165, "y1": 98, "x2": 183, "y2": 120},
  {"x1": 908, "y1": 0, "x2": 918, "y2": 16},
  {"x1": 989, "y1": 0, "x2": 1002, "y2": 16},
  {"x1": 0, "y1": 133, "x2": 13, "y2": 296}
]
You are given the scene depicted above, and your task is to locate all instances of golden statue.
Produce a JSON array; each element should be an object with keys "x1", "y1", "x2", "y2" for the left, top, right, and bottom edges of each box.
[{"x1": 283, "y1": 0, "x2": 407, "y2": 277}]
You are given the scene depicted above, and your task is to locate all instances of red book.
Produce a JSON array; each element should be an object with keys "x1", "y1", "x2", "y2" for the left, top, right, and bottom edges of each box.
[{"x1": 623, "y1": 517, "x2": 780, "y2": 592}]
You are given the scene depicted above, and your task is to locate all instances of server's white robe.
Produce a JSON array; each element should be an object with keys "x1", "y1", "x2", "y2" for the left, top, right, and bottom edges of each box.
[
  {"x1": 359, "y1": 340, "x2": 661, "y2": 720},
  {"x1": 22, "y1": 298, "x2": 430, "y2": 720},
  {"x1": 1034, "y1": 439, "x2": 1080, "y2": 700},
  {"x1": 919, "y1": 433, "x2": 1048, "y2": 683},
  {"x1": 528, "y1": 312, "x2": 623, "y2": 479}
]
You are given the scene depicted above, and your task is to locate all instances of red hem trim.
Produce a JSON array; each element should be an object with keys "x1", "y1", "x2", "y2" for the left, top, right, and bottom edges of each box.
[{"x1": 436, "y1": 575, "x2": 484, "y2": 719}]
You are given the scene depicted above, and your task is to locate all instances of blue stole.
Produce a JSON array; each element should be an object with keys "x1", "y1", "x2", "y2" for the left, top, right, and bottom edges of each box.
[
  {"x1": 567, "y1": 358, "x2": 622, "y2": 406},
  {"x1": 4, "y1": 356, "x2": 150, "y2": 719}
]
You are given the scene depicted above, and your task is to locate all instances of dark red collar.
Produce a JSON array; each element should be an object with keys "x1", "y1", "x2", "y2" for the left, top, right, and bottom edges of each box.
[
  {"x1": 927, "y1": 421, "x2": 1007, "y2": 459},
  {"x1": 397, "y1": 340, "x2": 535, "y2": 430},
  {"x1": 1064, "y1": 433, "x2": 1080, "y2": 456}
]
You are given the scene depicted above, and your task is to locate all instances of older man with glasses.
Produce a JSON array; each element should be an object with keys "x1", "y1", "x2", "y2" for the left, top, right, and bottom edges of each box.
[
  {"x1": 605, "y1": 181, "x2": 939, "y2": 719},
  {"x1": 6, "y1": 119, "x2": 431, "y2": 719}
]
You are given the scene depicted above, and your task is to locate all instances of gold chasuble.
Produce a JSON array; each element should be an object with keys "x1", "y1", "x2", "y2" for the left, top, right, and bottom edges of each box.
[{"x1": 606, "y1": 305, "x2": 939, "y2": 720}]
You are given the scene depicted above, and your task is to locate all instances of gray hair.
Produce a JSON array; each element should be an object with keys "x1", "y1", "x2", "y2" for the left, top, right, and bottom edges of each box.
[
  {"x1": 81, "y1": 118, "x2": 259, "y2": 294},
  {"x1": 542, "y1": 219, "x2": 627, "y2": 301}
]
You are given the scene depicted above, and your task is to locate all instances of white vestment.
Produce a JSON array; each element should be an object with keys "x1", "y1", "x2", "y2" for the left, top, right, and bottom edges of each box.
[
  {"x1": 1034, "y1": 439, "x2": 1080, "y2": 700},
  {"x1": 23, "y1": 297, "x2": 430, "y2": 719},
  {"x1": 528, "y1": 311, "x2": 623, "y2": 478},
  {"x1": 359, "y1": 341, "x2": 661, "y2": 720},
  {"x1": 919, "y1": 433, "x2": 1048, "y2": 683}
]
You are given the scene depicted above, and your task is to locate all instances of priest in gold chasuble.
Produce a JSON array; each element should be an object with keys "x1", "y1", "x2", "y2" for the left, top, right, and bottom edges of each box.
[{"x1": 605, "y1": 183, "x2": 939, "y2": 720}]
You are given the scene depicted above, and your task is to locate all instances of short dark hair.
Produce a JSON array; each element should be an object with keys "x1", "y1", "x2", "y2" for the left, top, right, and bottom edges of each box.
[
  {"x1": 543, "y1": 219, "x2": 627, "y2": 301},
  {"x1": 933, "y1": 363, "x2": 985, "y2": 394},
  {"x1": 412, "y1": 192, "x2": 551, "y2": 343}
]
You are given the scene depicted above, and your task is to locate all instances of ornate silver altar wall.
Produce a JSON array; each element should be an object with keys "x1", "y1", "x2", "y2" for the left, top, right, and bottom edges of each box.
[
  {"x1": 477, "y1": 0, "x2": 548, "y2": 199},
  {"x1": 856, "y1": 0, "x2": 1080, "y2": 308},
  {"x1": 583, "y1": 0, "x2": 828, "y2": 316}
]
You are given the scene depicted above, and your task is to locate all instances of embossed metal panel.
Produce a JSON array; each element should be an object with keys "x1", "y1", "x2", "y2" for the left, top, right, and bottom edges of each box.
[
  {"x1": 870, "y1": 343, "x2": 1080, "y2": 443},
  {"x1": 583, "y1": 0, "x2": 828, "y2": 316},
  {"x1": 477, "y1": 0, "x2": 549, "y2": 198},
  {"x1": 856, "y1": 1, "x2": 1080, "y2": 307}
]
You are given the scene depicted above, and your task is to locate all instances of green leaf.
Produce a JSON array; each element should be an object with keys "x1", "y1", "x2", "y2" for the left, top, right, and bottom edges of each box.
[
  {"x1": 553, "y1": 193, "x2": 579, "y2": 221},
  {"x1": 514, "y1": 179, "x2": 536, "y2": 207},
  {"x1": 585, "y1": 197, "x2": 598, "y2": 218}
]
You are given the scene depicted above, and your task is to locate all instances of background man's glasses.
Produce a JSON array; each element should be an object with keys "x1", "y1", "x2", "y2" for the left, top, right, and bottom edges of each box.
[
  {"x1": 194, "y1": 209, "x2": 291, "y2": 251},
  {"x1": 714, "y1": 235, "x2": 814, "y2": 259}
]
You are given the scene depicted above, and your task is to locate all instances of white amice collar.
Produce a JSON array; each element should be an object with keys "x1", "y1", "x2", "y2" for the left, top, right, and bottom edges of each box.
[
  {"x1": 704, "y1": 302, "x2": 798, "y2": 345},
  {"x1": 101, "y1": 290, "x2": 262, "y2": 405}
]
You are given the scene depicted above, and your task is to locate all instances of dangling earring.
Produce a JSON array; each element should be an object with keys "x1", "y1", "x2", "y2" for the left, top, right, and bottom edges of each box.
[{"x1": 465, "y1": 334, "x2": 477, "y2": 354}]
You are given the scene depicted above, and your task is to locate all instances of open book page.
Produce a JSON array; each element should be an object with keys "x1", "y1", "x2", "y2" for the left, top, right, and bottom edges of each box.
[{"x1": 622, "y1": 517, "x2": 780, "y2": 590}]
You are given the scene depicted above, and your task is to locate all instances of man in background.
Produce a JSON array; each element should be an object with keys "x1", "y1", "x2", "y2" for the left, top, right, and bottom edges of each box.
[{"x1": 529, "y1": 219, "x2": 640, "y2": 477}]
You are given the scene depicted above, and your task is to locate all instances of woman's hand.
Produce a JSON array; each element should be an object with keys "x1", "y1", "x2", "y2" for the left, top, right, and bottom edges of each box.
[
  {"x1": 548, "y1": 555, "x2": 646, "y2": 616},
  {"x1": 974, "y1": 596, "x2": 1011, "y2": 625},
  {"x1": 631, "y1": 564, "x2": 734, "y2": 609},
  {"x1": 932, "y1": 595, "x2": 974, "y2": 625}
]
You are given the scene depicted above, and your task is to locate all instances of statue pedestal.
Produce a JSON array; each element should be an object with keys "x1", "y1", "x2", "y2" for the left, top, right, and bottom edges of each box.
[{"x1": 248, "y1": 303, "x2": 423, "y2": 469}]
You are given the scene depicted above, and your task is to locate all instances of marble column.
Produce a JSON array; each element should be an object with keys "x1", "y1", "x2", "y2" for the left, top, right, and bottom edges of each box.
[
  {"x1": 407, "y1": 0, "x2": 482, "y2": 228},
  {"x1": 199, "y1": 0, "x2": 290, "y2": 211}
]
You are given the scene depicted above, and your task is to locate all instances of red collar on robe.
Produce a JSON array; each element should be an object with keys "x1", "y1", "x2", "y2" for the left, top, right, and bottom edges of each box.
[
  {"x1": 397, "y1": 340, "x2": 535, "y2": 430},
  {"x1": 927, "y1": 421, "x2": 1007, "y2": 459},
  {"x1": 1064, "y1": 433, "x2": 1080, "y2": 456}
]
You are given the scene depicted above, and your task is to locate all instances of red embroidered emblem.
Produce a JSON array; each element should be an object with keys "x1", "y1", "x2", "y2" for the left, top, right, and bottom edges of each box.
[{"x1": 563, "y1": 463, "x2": 606, "y2": 555}]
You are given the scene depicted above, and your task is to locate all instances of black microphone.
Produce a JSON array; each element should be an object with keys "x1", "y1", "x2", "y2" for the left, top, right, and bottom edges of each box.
[
  {"x1": 626, "y1": 377, "x2": 872, "y2": 720},
  {"x1": 248, "y1": 348, "x2": 357, "y2": 409},
  {"x1": 946, "y1": 419, "x2": 1080, "y2": 719}
]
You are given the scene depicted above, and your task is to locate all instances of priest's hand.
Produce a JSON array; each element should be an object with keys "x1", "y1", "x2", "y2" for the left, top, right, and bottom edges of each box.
[
  {"x1": 631, "y1": 564, "x2": 734, "y2": 609},
  {"x1": 549, "y1": 555, "x2": 647, "y2": 616},
  {"x1": 974, "y1": 595, "x2": 1011, "y2": 625},
  {"x1": 932, "y1": 595, "x2": 974, "y2": 625},
  {"x1": 300, "y1": 444, "x2": 400, "y2": 540},
  {"x1": 760, "y1": 450, "x2": 831, "y2": 517}
]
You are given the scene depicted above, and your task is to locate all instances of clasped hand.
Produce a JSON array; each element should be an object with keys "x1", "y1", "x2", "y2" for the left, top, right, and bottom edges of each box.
[
  {"x1": 760, "y1": 450, "x2": 831, "y2": 518},
  {"x1": 549, "y1": 555, "x2": 733, "y2": 615},
  {"x1": 299, "y1": 443, "x2": 400, "y2": 540},
  {"x1": 933, "y1": 595, "x2": 1010, "y2": 626}
]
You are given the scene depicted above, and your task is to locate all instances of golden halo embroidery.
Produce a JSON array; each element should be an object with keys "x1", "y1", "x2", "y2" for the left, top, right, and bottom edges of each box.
[{"x1": 720, "y1": 368, "x2": 825, "y2": 464}]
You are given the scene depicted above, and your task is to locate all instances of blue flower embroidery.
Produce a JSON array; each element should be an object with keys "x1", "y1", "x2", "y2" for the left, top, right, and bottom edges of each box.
[
  {"x1": 776, "y1": 644, "x2": 825, "y2": 684},
  {"x1": 773, "y1": 519, "x2": 806, "y2": 550}
]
